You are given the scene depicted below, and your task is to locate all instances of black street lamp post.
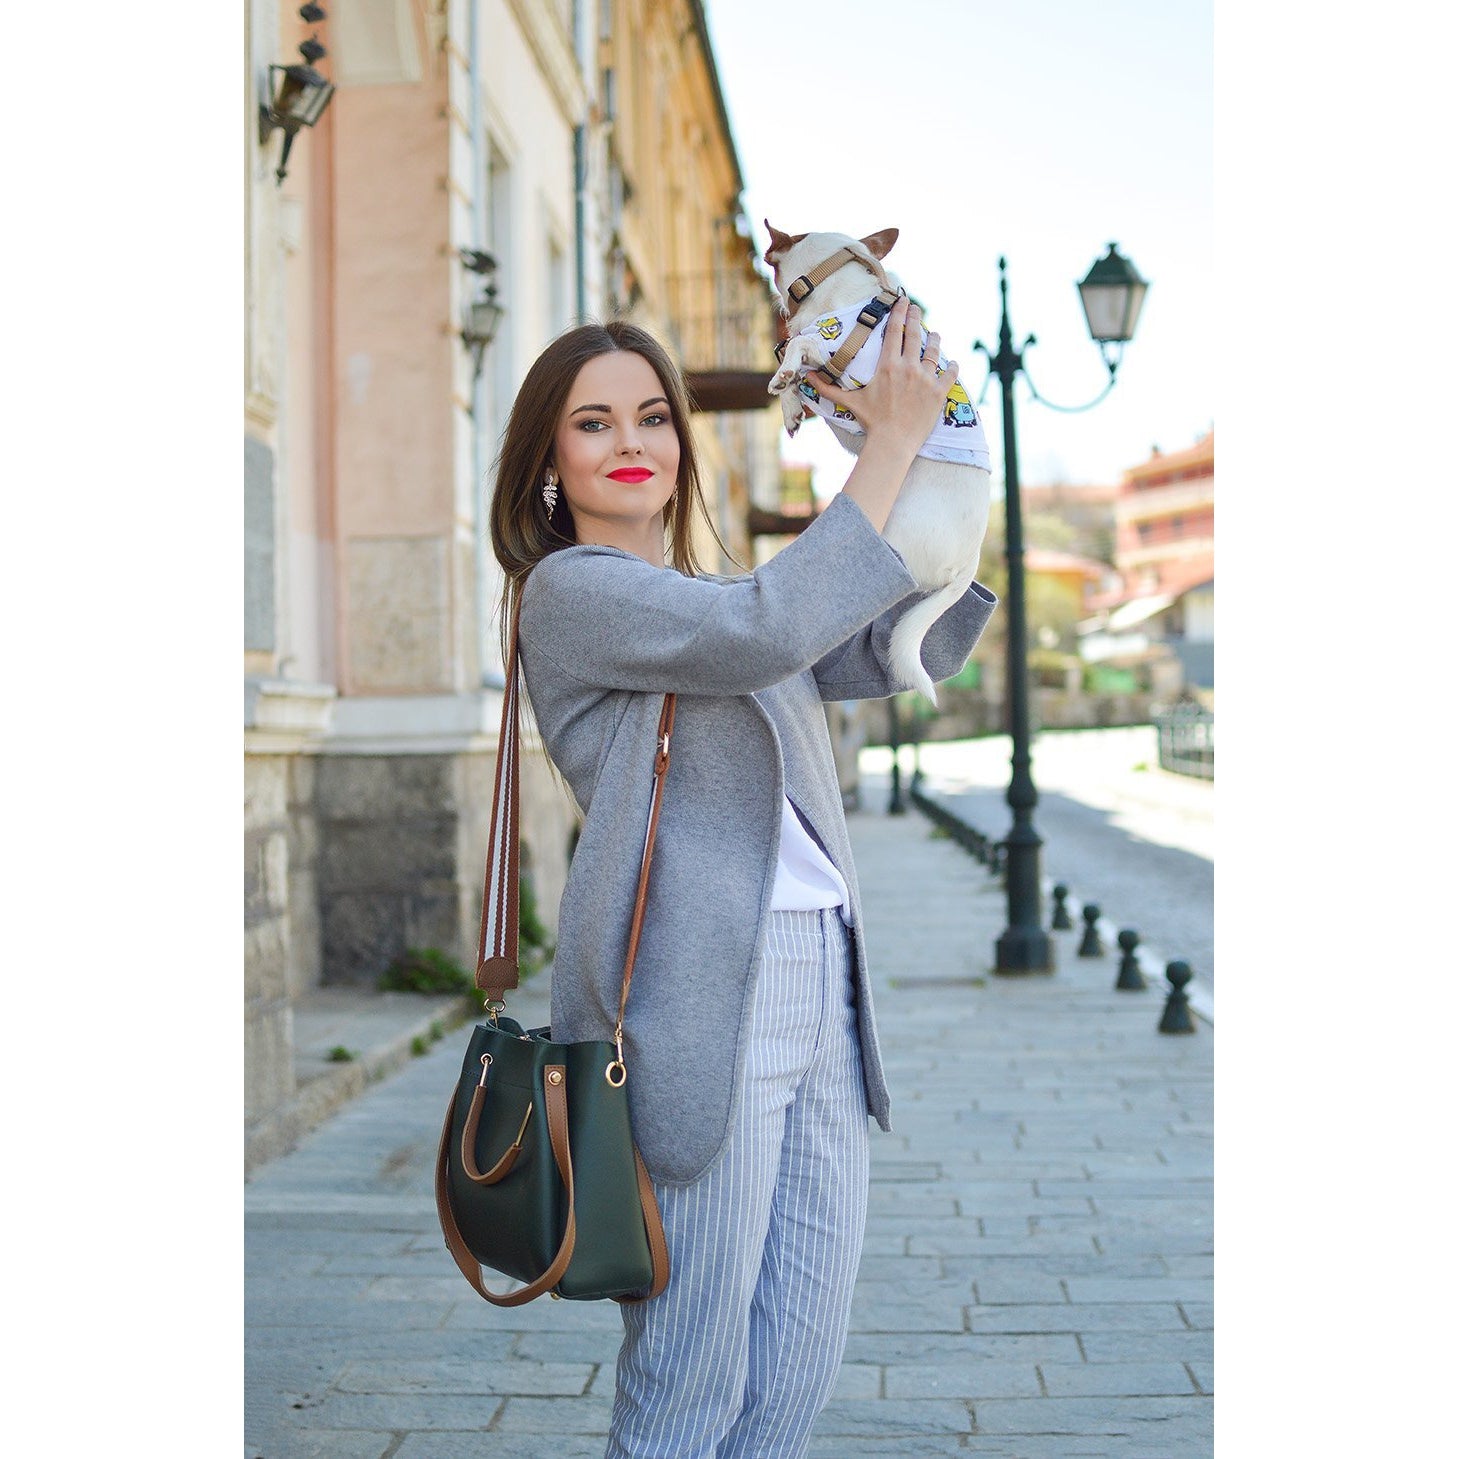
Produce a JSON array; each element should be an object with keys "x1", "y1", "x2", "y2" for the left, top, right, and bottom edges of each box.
[
  {"x1": 887, "y1": 695, "x2": 905, "y2": 814},
  {"x1": 972, "y1": 246, "x2": 1148, "y2": 975}
]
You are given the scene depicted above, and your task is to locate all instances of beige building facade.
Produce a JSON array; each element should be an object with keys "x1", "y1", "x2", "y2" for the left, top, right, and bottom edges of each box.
[{"x1": 245, "y1": 0, "x2": 782, "y2": 1167}]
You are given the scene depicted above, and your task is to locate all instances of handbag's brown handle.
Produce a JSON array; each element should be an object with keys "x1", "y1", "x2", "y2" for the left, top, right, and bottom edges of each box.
[
  {"x1": 434, "y1": 1065, "x2": 670, "y2": 1305},
  {"x1": 434, "y1": 1064, "x2": 577, "y2": 1307},
  {"x1": 458, "y1": 1077, "x2": 530, "y2": 1184},
  {"x1": 476, "y1": 590, "x2": 676, "y2": 1046}
]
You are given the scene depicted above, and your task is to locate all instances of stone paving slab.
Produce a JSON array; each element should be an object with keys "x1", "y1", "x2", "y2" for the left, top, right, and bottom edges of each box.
[{"x1": 245, "y1": 791, "x2": 1213, "y2": 1456}]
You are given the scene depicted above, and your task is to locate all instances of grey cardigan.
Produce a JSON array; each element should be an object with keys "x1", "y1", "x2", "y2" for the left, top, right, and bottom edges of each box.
[{"x1": 517, "y1": 489, "x2": 997, "y2": 1185}]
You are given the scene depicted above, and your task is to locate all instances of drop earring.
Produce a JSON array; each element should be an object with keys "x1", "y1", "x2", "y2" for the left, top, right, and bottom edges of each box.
[{"x1": 542, "y1": 468, "x2": 558, "y2": 517}]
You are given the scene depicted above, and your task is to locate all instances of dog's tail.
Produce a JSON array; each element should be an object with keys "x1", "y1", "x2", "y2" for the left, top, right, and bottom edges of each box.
[{"x1": 887, "y1": 563, "x2": 979, "y2": 707}]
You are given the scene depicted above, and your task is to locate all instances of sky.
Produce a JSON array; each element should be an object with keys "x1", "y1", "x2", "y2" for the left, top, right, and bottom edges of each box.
[{"x1": 700, "y1": 0, "x2": 1213, "y2": 496}]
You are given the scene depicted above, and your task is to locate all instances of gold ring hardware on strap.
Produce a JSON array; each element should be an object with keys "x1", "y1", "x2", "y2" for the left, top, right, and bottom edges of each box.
[
  {"x1": 483, "y1": 997, "x2": 505, "y2": 1025},
  {"x1": 606, "y1": 1020, "x2": 627, "y2": 1087},
  {"x1": 477, "y1": 1052, "x2": 493, "y2": 1087}
]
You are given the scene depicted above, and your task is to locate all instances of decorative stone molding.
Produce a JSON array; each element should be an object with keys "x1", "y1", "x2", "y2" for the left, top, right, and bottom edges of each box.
[
  {"x1": 322, "y1": 688, "x2": 538, "y2": 757},
  {"x1": 244, "y1": 677, "x2": 337, "y2": 755}
]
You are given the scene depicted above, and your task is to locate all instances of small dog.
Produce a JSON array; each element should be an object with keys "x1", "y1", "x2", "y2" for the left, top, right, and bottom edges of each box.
[{"x1": 764, "y1": 222, "x2": 992, "y2": 704}]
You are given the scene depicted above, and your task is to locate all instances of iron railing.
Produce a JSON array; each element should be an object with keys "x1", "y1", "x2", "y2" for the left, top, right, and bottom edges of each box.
[
  {"x1": 1154, "y1": 702, "x2": 1214, "y2": 779},
  {"x1": 663, "y1": 269, "x2": 778, "y2": 374}
]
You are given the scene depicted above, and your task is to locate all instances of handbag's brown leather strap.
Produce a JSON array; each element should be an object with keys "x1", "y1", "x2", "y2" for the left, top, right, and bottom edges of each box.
[
  {"x1": 615, "y1": 693, "x2": 676, "y2": 1046},
  {"x1": 476, "y1": 590, "x2": 677, "y2": 1025},
  {"x1": 475, "y1": 595, "x2": 524, "y2": 998},
  {"x1": 434, "y1": 1067, "x2": 671, "y2": 1305}
]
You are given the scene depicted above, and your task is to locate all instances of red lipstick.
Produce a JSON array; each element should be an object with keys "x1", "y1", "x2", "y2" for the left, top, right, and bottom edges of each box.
[{"x1": 607, "y1": 468, "x2": 653, "y2": 482}]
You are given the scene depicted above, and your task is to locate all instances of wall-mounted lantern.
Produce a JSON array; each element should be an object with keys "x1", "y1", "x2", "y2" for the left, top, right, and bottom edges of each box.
[
  {"x1": 460, "y1": 249, "x2": 505, "y2": 378},
  {"x1": 258, "y1": 5, "x2": 336, "y2": 187}
]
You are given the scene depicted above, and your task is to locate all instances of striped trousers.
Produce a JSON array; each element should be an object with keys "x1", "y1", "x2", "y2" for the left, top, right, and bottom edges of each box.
[{"x1": 605, "y1": 906, "x2": 870, "y2": 1459}]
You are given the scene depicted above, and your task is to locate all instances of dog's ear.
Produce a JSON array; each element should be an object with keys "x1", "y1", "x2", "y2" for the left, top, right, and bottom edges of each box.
[
  {"x1": 763, "y1": 220, "x2": 807, "y2": 262},
  {"x1": 859, "y1": 228, "x2": 899, "y2": 260}
]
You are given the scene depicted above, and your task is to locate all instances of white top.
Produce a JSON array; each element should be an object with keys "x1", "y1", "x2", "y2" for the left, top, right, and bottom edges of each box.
[
  {"x1": 792, "y1": 294, "x2": 993, "y2": 469},
  {"x1": 770, "y1": 793, "x2": 853, "y2": 926}
]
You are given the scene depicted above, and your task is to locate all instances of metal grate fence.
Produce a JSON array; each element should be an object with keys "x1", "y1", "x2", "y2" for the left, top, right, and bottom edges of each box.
[{"x1": 1154, "y1": 702, "x2": 1215, "y2": 779}]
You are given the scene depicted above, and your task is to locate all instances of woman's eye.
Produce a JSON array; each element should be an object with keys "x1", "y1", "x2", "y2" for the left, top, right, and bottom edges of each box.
[{"x1": 579, "y1": 414, "x2": 669, "y2": 431}]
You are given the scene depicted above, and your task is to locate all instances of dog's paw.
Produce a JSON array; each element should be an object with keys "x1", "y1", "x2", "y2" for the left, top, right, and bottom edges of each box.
[{"x1": 768, "y1": 364, "x2": 800, "y2": 395}]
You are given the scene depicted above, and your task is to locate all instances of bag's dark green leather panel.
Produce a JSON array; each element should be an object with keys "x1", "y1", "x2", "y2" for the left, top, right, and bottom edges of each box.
[{"x1": 554, "y1": 1038, "x2": 653, "y2": 1300}]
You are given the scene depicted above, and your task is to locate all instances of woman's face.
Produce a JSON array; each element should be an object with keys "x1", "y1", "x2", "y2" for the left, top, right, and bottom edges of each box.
[{"x1": 551, "y1": 351, "x2": 681, "y2": 549}]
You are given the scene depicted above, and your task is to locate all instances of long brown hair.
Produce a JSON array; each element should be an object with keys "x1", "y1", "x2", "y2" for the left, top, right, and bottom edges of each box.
[{"x1": 489, "y1": 319, "x2": 744, "y2": 679}]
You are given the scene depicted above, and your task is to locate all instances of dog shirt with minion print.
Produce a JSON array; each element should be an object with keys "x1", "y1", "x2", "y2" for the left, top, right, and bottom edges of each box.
[{"x1": 792, "y1": 295, "x2": 992, "y2": 470}]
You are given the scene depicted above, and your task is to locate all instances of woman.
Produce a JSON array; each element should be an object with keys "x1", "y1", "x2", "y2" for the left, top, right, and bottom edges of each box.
[{"x1": 489, "y1": 294, "x2": 996, "y2": 1458}]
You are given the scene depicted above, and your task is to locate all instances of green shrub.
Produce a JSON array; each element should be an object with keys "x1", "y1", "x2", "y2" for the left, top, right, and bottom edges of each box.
[
  {"x1": 326, "y1": 1046, "x2": 357, "y2": 1063},
  {"x1": 379, "y1": 947, "x2": 472, "y2": 996}
]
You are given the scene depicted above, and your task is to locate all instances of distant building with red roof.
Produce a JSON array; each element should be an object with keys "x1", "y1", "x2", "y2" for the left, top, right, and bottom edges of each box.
[
  {"x1": 1079, "y1": 432, "x2": 1215, "y2": 691},
  {"x1": 1112, "y1": 432, "x2": 1214, "y2": 599}
]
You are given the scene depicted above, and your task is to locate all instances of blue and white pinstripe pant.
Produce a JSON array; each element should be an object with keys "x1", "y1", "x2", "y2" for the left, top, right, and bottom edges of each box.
[{"x1": 606, "y1": 906, "x2": 870, "y2": 1459}]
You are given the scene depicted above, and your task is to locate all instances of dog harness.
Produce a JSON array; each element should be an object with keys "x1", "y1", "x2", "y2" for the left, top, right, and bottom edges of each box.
[{"x1": 774, "y1": 247, "x2": 991, "y2": 470}]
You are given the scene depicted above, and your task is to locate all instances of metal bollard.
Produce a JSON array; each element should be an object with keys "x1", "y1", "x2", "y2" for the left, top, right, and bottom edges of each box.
[
  {"x1": 1158, "y1": 960, "x2": 1197, "y2": 1034},
  {"x1": 1115, "y1": 929, "x2": 1146, "y2": 990},
  {"x1": 1051, "y1": 883, "x2": 1073, "y2": 930},
  {"x1": 1077, "y1": 903, "x2": 1104, "y2": 957}
]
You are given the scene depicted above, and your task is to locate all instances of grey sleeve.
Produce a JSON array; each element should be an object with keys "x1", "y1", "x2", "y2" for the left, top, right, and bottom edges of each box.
[
  {"x1": 518, "y1": 490, "x2": 924, "y2": 696},
  {"x1": 811, "y1": 580, "x2": 999, "y2": 702}
]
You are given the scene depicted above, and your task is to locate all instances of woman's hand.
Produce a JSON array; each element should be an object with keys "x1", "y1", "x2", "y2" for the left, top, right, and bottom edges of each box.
[{"x1": 806, "y1": 294, "x2": 957, "y2": 456}]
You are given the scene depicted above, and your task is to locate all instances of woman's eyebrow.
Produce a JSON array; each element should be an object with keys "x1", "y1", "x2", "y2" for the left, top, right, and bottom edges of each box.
[{"x1": 568, "y1": 396, "x2": 669, "y2": 416}]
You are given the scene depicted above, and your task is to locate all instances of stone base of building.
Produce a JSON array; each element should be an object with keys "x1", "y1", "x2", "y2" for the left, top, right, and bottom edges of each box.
[{"x1": 313, "y1": 745, "x2": 575, "y2": 987}]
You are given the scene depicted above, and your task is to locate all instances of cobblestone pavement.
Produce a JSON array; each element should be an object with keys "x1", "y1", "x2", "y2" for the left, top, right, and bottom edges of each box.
[{"x1": 246, "y1": 791, "x2": 1214, "y2": 1457}]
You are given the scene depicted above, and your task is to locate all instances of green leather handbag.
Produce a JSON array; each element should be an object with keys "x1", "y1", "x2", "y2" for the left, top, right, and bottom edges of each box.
[{"x1": 434, "y1": 596, "x2": 672, "y2": 1306}]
